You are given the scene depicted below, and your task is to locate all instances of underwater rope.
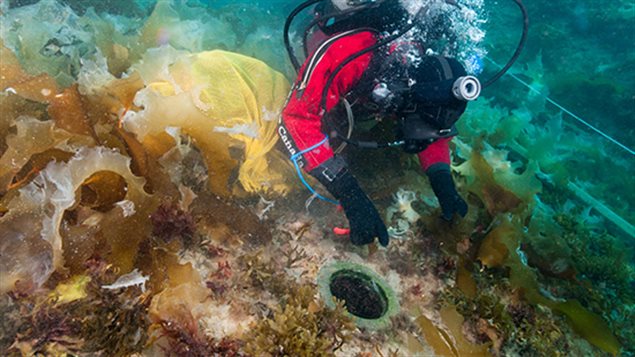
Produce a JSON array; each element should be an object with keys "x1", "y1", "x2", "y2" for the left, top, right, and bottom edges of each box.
[
  {"x1": 568, "y1": 182, "x2": 635, "y2": 239},
  {"x1": 291, "y1": 136, "x2": 339, "y2": 205},
  {"x1": 485, "y1": 58, "x2": 635, "y2": 156},
  {"x1": 486, "y1": 58, "x2": 635, "y2": 239}
]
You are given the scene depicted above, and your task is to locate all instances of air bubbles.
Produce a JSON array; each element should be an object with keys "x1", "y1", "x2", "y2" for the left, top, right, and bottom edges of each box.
[{"x1": 398, "y1": 0, "x2": 488, "y2": 73}]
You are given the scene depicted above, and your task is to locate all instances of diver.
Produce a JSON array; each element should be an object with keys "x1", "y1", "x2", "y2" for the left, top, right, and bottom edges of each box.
[{"x1": 279, "y1": 0, "x2": 527, "y2": 247}]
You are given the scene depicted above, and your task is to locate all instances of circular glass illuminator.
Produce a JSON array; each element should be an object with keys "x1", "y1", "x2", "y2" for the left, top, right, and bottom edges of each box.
[{"x1": 317, "y1": 261, "x2": 400, "y2": 329}]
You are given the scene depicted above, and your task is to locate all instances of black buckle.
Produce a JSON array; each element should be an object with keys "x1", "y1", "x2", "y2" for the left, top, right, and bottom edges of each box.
[
  {"x1": 318, "y1": 156, "x2": 348, "y2": 182},
  {"x1": 321, "y1": 168, "x2": 338, "y2": 182}
]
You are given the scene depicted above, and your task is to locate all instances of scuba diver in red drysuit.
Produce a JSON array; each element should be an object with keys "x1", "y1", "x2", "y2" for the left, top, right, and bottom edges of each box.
[{"x1": 279, "y1": 0, "x2": 485, "y2": 247}]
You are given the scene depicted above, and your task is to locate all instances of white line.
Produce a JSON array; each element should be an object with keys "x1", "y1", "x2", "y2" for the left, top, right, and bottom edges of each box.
[{"x1": 484, "y1": 57, "x2": 634, "y2": 156}]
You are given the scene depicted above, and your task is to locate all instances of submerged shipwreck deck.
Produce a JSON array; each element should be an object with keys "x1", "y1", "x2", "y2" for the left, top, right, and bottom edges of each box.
[{"x1": 0, "y1": 0, "x2": 633, "y2": 356}]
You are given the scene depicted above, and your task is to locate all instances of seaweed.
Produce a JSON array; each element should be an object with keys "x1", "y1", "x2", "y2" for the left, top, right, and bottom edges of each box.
[
  {"x1": 67, "y1": 260, "x2": 151, "y2": 356},
  {"x1": 47, "y1": 83, "x2": 98, "y2": 138},
  {"x1": 157, "y1": 319, "x2": 246, "y2": 357},
  {"x1": 555, "y1": 213, "x2": 632, "y2": 298},
  {"x1": 0, "y1": 258, "x2": 151, "y2": 356},
  {"x1": 415, "y1": 303, "x2": 491, "y2": 357},
  {"x1": 472, "y1": 215, "x2": 622, "y2": 355},
  {"x1": 192, "y1": 190, "x2": 273, "y2": 246},
  {"x1": 549, "y1": 213, "x2": 635, "y2": 354},
  {"x1": 206, "y1": 280, "x2": 228, "y2": 298},
  {"x1": 78, "y1": 291, "x2": 150, "y2": 356},
  {"x1": 0, "y1": 0, "x2": 631, "y2": 355},
  {"x1": 438, "y1": 285, "x2": 570, "y2": 356},
  {"x1": 9, "y1": 300, "x2": 84, "y2": 355},
  {"x1": 150, "y1": 201, "x2": 196, "y2": 245},
  {"x1": 239, "y1": 249, "x2": 290, "y2": 297},
  {"x1": 283, "y1": 244, "x2": 309, "y2": 269},
  {"x1": 0, "y1": 297, "x2": 25, "y2": 355},
  {"x1": 245, "y1": 284, "x2": 355, "y2": 357},
  {"x1": 204, "y1": 259, "x2": 233, "y2": 298},
  {"x1": 199, "y1": 239, "x2": 227, "y2": 258}
]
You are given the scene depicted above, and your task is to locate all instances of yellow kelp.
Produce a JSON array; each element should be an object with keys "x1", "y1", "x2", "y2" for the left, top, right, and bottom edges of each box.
[
  {"x1": 125, "y1": 48, "x2": 295, "y2": 197},
  {"x1": 0, "y1": 146, "x2": 157, "y2": 293},
  {"x1": 416, "y1": 306, "x2": 491, "y2": 357}
]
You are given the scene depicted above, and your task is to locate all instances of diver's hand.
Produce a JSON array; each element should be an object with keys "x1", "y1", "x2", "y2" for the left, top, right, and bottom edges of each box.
[
  {"x1": 339, "y1": 186, "x2": 389, "y2": 246},
  {"x1": 437, "y1": 192, "x2": 468, "y2": 221},
  {"x1": 310, "y1": 157, "x2": 389, "y2": 247},
  {"x1": 427, "y1": 163, "x2": 468, "y2": 221}
]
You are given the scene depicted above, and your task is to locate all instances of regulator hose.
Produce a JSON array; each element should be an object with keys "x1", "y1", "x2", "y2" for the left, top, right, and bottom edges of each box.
[
  {"x1": 482, "y1": 0, "x2": 529, "y2": 87},
  {"x1": 284, "y1": 0, "x2": 323, "y2": 71}
]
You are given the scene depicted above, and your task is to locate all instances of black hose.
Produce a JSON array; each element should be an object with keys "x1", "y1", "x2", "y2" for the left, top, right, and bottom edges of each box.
[
  {"x1": 301, "y1": 3, "x2": 384, "y2": 58},
  {"x1": 482, "y1": 0, "x2": 528, "y2": 87},
  {"x1": 284, "y1": 0, "x2": 323, "y2": 72}
]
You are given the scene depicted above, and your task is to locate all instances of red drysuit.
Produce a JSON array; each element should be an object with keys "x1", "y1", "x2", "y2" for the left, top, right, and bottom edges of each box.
[{"x1": 280, "y1": 30, "x2": 452, "y2": 172}]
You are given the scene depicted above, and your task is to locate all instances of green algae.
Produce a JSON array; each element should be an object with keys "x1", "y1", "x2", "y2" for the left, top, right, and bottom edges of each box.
[{"x1": 553, "y1": 300, "x2": 621, "y2": 356}]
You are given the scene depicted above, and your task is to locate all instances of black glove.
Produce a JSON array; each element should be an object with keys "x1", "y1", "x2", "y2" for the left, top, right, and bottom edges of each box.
[
  {"x1": 427, "y1": 163, "x2": 468, "y2": 221},
  {"x1": 310, "y1": 157, "x2": 389, "y2": 247}
]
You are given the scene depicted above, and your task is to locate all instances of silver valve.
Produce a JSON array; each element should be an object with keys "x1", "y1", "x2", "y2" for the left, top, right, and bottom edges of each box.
[
  {"x1": 452, "y1": 75, "x2": 481, "y2": 101},
  {"x1": 371, "y1": 82, "x2": 392, "y2": 102}
]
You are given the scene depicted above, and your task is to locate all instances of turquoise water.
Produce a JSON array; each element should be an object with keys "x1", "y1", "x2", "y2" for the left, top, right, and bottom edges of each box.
[{"x1": 0, "y1": 0, "x2": 633, "y2": 355}]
